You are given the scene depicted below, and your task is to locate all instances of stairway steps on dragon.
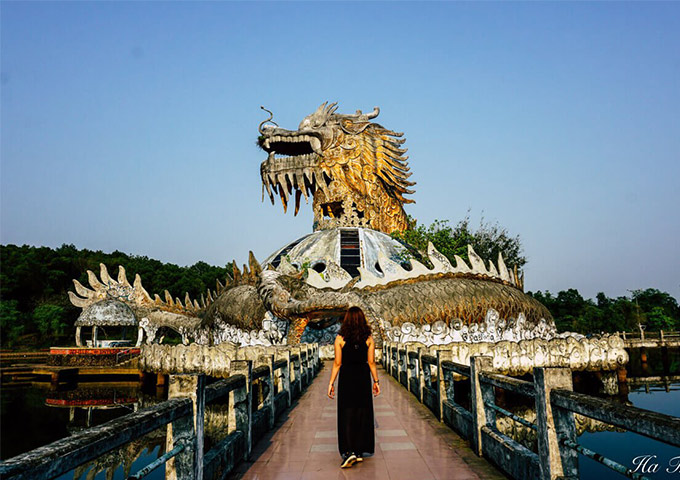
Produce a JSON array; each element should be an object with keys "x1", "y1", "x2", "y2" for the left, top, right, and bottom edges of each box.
[{"x1": 340, "y1": 229, "x2": 361, "y2": 278}]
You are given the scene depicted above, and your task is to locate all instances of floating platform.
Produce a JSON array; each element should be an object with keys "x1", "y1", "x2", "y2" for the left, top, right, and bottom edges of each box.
[{"x1": 48, "y1": 346, "x2": 140, "y2": 367}]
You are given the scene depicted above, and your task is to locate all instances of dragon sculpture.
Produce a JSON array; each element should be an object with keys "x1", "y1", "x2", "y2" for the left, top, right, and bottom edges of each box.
[{"x1": 69, "y1": 102, "x2": 558, "y2": 349}]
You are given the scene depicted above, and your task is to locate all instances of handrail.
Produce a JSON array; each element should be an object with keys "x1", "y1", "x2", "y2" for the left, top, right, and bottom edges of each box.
[
  {"x1": 479, "y1": 372, "x2": 535, "y2": 398},
  {"x1": 0, "y1": 397, "x2": 192, "y2": 480},
  {"x1": 0, "y1": 342, "x2": 321, "y2": 480},
  {"x1": 382, "y1": 340, "x2": 680, "y2": 480},
  {"x1": 441, "y1": 360, "x2": 470, "y2": 377},
  {"x1": 552, "y1": 389, "x2": 680, "y2": 447}
]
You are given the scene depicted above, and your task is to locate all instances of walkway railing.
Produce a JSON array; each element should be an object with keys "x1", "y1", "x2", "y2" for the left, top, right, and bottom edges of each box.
[
  {"x1": 0, "y1": 343, "x2": 320, "y2": 480},
  {"x1": 383, "y1": 341, "x2": 680, "y2": 480},
  {"x1": 620, "y1": 330, "x2": 680, "y2": 348}
]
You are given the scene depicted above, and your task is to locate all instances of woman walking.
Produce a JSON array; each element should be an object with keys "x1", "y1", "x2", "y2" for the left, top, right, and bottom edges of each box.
[{"x1": 327, "y1": 307, "x2": 381, "y2": 468}]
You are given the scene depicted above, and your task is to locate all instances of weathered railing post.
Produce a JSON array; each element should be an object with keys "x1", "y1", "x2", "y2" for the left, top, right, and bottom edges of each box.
[
  {"x1": 285, "y1": 349, "x2": 293, "y2": 407},
  {"x1": 470, "y1": 356, "x2": 494, "y2": 456},
  {"x1": 229, "y1": 360, "x2": 253, "y2": 459},
  {"x1": 264, "y1": 353, "x2": 275, "y2": 429},
  {"x1": 166, "y1": 374, "x2": 205, "y2": 480},
  {"x1": 295, "y1": 347, "x2": 303, "y2": 393},
  {"x1": 534, "y1": 367, "x2": 579, "y2": 480},
  {"x1": 405, "y1": 345, "x2": 413, "y2": 393},
  {"x1": 417, "y1": 347, "x2": 425, "y2": 402},
  {"x1": 398, "y1": 347, "x2": 406, "y2": 386},
  {"x1": 436, "y1": 349, "x2": 451, "y2": 422}
]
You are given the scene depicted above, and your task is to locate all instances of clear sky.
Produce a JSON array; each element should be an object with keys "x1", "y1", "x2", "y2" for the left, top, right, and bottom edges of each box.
[{"x1": 2, "y1": 1, "x2": 679, "y2": 301}]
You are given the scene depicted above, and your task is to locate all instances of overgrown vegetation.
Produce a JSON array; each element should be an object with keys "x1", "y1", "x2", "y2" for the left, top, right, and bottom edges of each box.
[
  {"x1": 0, "y1": 244, "x2": 232, "y2": 349},
  {"x1": 391, "y1": 214, "x2": 526, "y2": 270}
]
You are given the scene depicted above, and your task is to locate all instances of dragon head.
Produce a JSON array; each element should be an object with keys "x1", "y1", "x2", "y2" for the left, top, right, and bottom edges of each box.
[{"x1": 258, "y1": 102, "x2": 415, "y2": 234}]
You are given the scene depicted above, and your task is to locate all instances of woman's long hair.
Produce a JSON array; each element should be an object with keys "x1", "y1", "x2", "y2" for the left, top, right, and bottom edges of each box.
[{"x1": 338, "y1": 307, "x2": 372, "y2": 344}]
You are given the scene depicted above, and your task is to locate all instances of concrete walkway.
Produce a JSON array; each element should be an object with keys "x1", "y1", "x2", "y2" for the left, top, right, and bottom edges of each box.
[{"x1": 228, "y1": 361, "x2": 505, "y2": 480}]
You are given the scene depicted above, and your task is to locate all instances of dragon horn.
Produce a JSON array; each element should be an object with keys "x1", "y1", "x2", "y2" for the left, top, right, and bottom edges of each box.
[
  {"x1": 258, "y1": 106, "x2": 278, "y2": 135},
  {"x1": 365, "y1": 106, "x2": 380, "y2": 119}
]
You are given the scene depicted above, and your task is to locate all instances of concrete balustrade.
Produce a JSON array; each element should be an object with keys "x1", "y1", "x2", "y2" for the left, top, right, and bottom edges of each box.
[
  {"x1": 382, "y1": 340, "x2": 680, "y2": 480},
  {"x1": 0, "y1": 343, "x2": 321, "y2": 480}
]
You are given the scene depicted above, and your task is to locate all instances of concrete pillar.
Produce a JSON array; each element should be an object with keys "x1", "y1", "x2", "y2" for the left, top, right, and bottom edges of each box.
[
  {"x1": 264, "y1": 354, "x2": 275, "y2": 428},
  {"x1": 92, "y1": 326, "x2": 98, "y2": 347},
  {"x1": 436, "y1": 349, "x2": 451, "y2": 422},
  {"x1": 470, "y1": 356, "x2": 494, "y2": 456},
  {"x1": 75, "y1": 326, "x2": 82, "y2": 347},
  {"x1": 229, "y1": 360, "x2": 253, "y2": 460},
  {"x1": 405, "y1": 345, "x2": 413, "y2": 393},
  {"x1": 398, "y1": 347, "x2": 406, "y2": 386},
  {"x1": 166, "y1": 374, "x2": 205, "y2": 480},
  {"x1": 417, "y1": 347, "x2": 425, "y2": 403},
  {"x1": 285, "y1": 350, "x2": 292, "y2": 407},
  {"x1": 135, "y1": 327, "x2": 144, "y2": 347},
  {"x1": 534, "y1": 367, "x2": 579, "y2": 480}
]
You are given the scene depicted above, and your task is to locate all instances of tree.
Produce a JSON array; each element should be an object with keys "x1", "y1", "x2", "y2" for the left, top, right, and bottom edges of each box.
[
  {"x1": 33, "y1": 304, "x2": 67, "y2": 339},
  {"x1": 0, "y1": 300, "x2": 25, "y2": 347},
  {"x1": 645, "y1": 306, "x2": 676, "y2": 331},
  {"x1": 392, "y1": 214, "x2": 526, "y2": 270}
]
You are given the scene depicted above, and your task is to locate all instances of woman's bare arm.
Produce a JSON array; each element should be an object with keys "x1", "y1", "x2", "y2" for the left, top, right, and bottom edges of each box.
[
  {"x1": 328, "y1": 335, "x2": 344, "y2": 399},
  {"x1": 367, "y1": 337, "x2": 380, "y2": 396}
]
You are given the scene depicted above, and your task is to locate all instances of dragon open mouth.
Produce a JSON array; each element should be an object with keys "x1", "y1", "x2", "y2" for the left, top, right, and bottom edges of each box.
[{"x1": 259, "y1": 127, "x2": 332, "y2": 216}]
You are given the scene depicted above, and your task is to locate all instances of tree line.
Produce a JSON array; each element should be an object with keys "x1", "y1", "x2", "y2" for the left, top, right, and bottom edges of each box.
[{"x1": 0, "y1": 244, "x2": 232, "y2": 348}]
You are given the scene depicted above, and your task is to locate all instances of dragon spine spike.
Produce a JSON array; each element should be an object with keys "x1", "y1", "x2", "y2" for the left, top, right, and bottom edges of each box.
[
  {"x1": 73, "y1": 279, "x2": 92, "y2": 298},
  {"x1": 99, "y1": 263, "x2": 112, "y2": 285},
  {"x1": 216, "y1": 279, "x2": 224, "y2": 293},
  {"x1": 87, "y1": 270, "x2": 104, "y2": 290},
  {"x1": 207, "y1": 290, "x2": 214, "y2": 303},
  {"x1": 175, "y1": 297, "x2": 183, "y2": 308},
  {"x1": 185, "y1": 293, "x2": 192, "y2": 307},
  {"x1": 154, "y1": 294, "x2": 163, "y2": 304},
  {"x1": 193, "y1": 299, "x2": 200, "y2": 309},
  {"x1": 453, "y1": 255, "x2": 471, "y2": 273},
  {"x1": 488, "y1": 260, "x2": 499, "y2": 277},
  {"x1": 117, "y1": 266, "x2": 131, "y2": 287},
  {"x1": 467, "y1": 245, "x2": 488, "y2": 274},
  {"x1": 519, "y1": 271, "x2": 525, "y2": 291},
  {"x1": 355, "y1": 266, "x2": 383, "y2": 289},
  {"x1": 407, "y1": 259, "x2": 431, "y2": 276},
  {"x1": 135, "y1": 274, "x2": 153, "y2": 303},
  {"x1": 497, "y1": 253, "x2": 511, "y2": 282},
  {"x1": 376, "y1": 251, "x2": 404, "y2": 282},
  {"x1": 305, "y1": 268, "x2": 328, "y2": 289},
  {"x1": 68, "y1": 291, "x2": 90, "y2": 308},
  {"x1": 513, "y1": 265, "x2": 519, "y2": 287},
  {"x1": 232, "y1": 262, "x2": 242, "y2": 285},
  {"x1": 200, "y1": 293, "x2": 206, "y2": 308},
  {"x1": 426, "y1": 241, "x2": 454, "y2": 273},
  {"x1": 276, "y1": 256, "x2": 298, "y2": 275},
  {"x1": 164, "y1": 290, "x2": 174, "y2": 305},
  {"x1": 248, "y1": 251, "x2": 262, "y2": 277}
]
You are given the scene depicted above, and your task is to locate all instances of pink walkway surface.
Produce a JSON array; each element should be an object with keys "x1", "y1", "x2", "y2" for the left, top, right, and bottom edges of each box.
[{"x1": 228, "y1": 361, "x2": 505, "y2": 480}]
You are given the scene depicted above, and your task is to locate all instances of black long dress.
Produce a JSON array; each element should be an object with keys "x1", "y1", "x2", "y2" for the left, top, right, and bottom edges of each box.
[{"x1": 337, "y1": 337, "x2": 375, "y2": 457}]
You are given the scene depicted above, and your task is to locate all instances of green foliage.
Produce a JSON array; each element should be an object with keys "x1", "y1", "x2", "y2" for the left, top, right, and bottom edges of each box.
[
  {"x1": 33, "y1": 304, "x2": 67, "y2": 338},
  {"x1": 528, "y1": 288, "x2": 679, "y2": 335},
  {"x1": 392, "y1": 215, "x2": 526, "y2": 270},
  {"x1": 0, "y1": 244, "x2": 232, "y2": 349},
  {"x1": 0, "y1": 300, "x2": 25, "y2": 347}
]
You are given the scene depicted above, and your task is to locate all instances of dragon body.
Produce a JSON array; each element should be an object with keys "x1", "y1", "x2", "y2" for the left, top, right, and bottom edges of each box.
[{"x1": 70, "y1": 103, "x2": 557, "y2": 348}]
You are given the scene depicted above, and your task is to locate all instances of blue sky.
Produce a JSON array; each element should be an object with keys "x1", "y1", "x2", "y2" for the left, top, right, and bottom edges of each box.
[{"x1": 2, "y1": 2, "x2": 679, "y2": 300}]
